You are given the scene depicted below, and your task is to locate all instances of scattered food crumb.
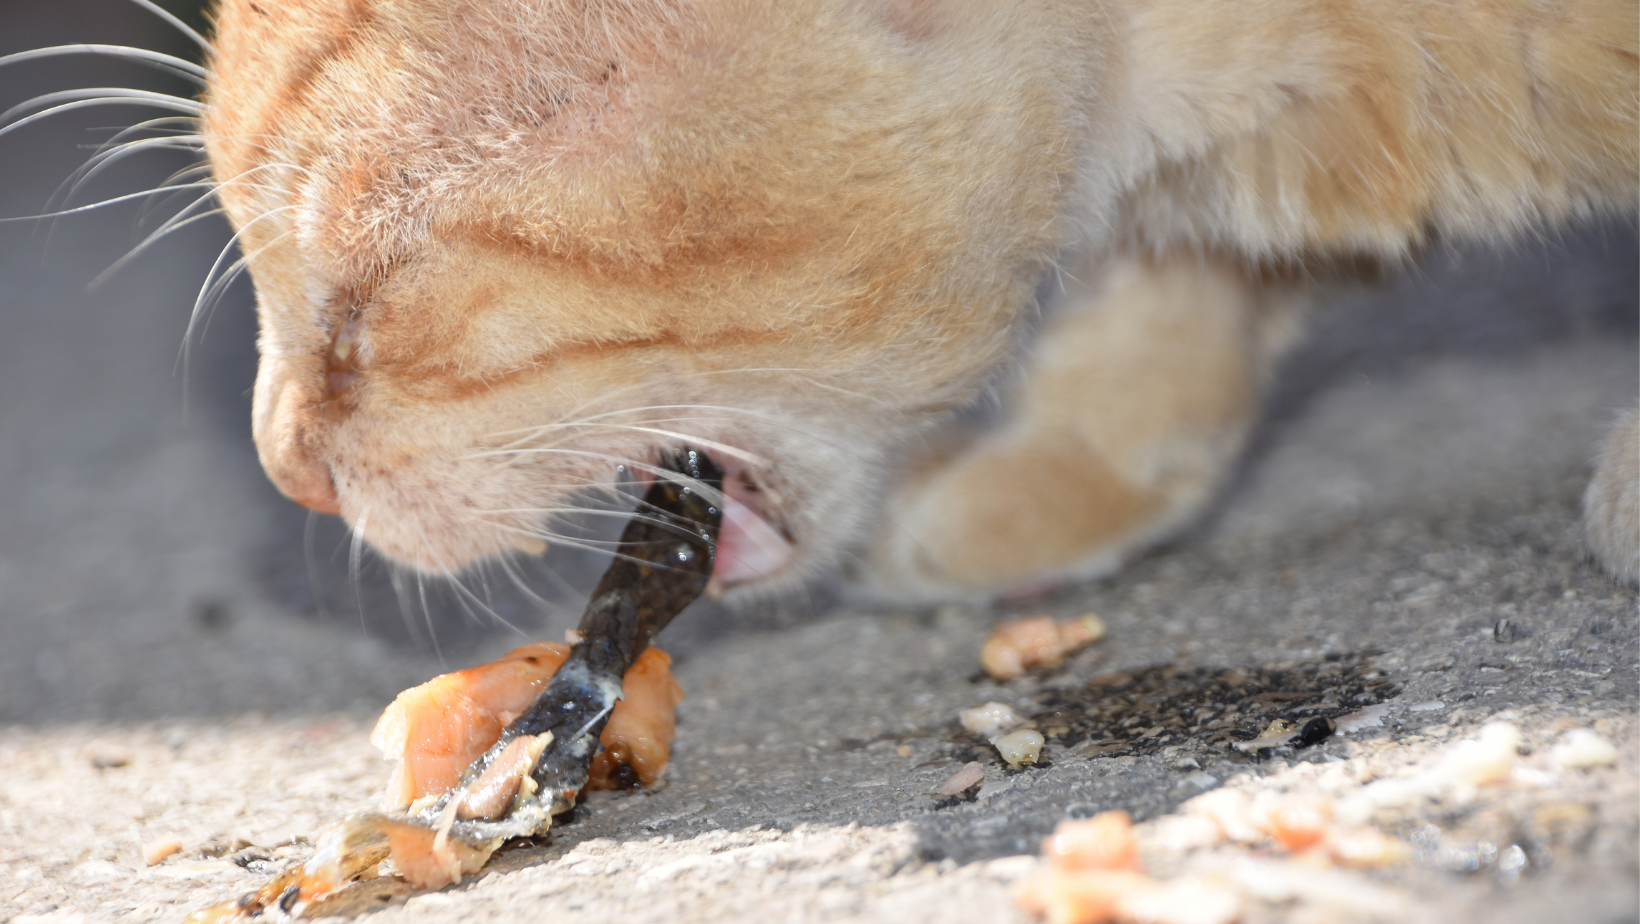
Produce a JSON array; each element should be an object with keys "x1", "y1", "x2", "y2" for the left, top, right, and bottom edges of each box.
[
  {"x1": 1323, "y1": 824, "x2": 1411, "y2": 868},
  {"x1": 1429, "y1": 722, "x2": 1520, "y2": 790},
  {"x1": 143, "y1": 837, "x2": 184, "y2": 866},
  {"x1": 1255, "y1": 794, "x2": 1332, "y2": 851},
  {"x1": 1020, "y1": 812, "x2": 1240, "y2": 924},
  {"x1": 87, "y1": 745, "x2": 132, "y2": 769},
  {"x1": 896, "y1": 744, "x2": 913, "y2": 759},
  {"x1": 1338, "y1": 722, "x2": 1522, "y2": 822},
  {"x1": 994, "y1": 729, "x2": 1046, "y2": 769},
  {"x1": 1042, "y1": 812, "x2": 1140, "y2": 872},
  {"x1": 961, "y1": 701, "x2": 1025, "y2": 738},
  {"x1": 1231, "y1": 719, "x2": 1297, "y2": 753},
  {"x1": 1549, "y1": 729, "x2": 1618, "y2": 770},
  {"x1": 981, "y1": 613, "x2": 1106, "y2": 680},
  {"x1": 1181, "y1": 789, "x2": 1262, "y2": 844},
  {"x1": 937, "y1": 761, "x2": 986, "y2": 797},
  {"x1": 1334, "y1": 704, "x2": 1390, "y2": 735}
]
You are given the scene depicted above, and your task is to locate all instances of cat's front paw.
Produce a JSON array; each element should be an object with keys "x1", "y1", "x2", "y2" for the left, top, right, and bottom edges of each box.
[
  {"x1": 1584, "y1": 407, "x2": 1639, "y2": 586},
  {"x1": 862, "y1": 431, "x2": 1159, "y2": 603}
]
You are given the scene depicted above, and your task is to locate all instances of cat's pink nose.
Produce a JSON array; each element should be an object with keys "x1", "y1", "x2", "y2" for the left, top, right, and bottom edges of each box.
[
  {"x1": 261, "y1": 422, "x2": 341, "y2": 514},
  {"x1": 276, "y1": 458, "x2": 342, "y2": 515},
  {"x1": 253, "y1": 364, "x2": 343, "y2": 516}
]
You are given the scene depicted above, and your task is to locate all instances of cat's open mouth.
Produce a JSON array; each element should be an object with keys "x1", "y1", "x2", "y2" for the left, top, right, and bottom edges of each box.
[{"x1": 705, "y1": 452, "x2": 795, "y2": 594}]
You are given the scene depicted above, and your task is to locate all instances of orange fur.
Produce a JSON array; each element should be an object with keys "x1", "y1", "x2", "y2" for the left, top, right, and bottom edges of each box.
[{"x1": 202, "y1": 0, "x2": 1639, "y2": 597}]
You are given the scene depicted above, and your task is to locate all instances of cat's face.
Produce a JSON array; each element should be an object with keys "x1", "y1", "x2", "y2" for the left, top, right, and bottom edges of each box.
[{"x1": 205, "y1": 0, "x2": 1065, "y2": 593}]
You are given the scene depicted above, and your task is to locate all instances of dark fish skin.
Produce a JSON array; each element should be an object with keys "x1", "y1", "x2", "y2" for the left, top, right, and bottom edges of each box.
[{"x1": 426, "y1": 448, "x2": 723, "y2": 843}]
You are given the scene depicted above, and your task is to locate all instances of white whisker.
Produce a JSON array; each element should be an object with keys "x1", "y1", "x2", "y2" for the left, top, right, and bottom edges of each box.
[
  {"x1": 462, "y1": 447, "x2": 729, "y2": 508},
  {"x1": 90, "y1": 206, "x2": 224, "y2": 289},
  {"x1": 386, "y1": 567, "x2": 426, "y2": 650},
  {"x1": 51, "y1": 118, "x2": 204, "y2": 213},
  {"x1": 0, "y1": 44, "x2": 207, "y2": 82},
  {"x1": 0, "y1": 182, "x2": 217, "y2": 222},
  {"x1": 0, "y1": 90, "x2": 206, "y2": 139},
  {"x1": 493, "y1": 552, "x2": 559, "y2": 615},
  {"x1": 411, "y1": 521, "x2": 530, "y2": 639},
  {"x1": 123, "y1": 0, "x2": 215, "y2": 54},
  {"x1": 60, "y1": 136, "x2": 204, "y2": 207},
  {"x1": 414, "y1": 570, "x2": 445, "y2": 665},
  {"x1": 185, "y1": 207, "x2": 296, "y2": 355},
  {"x1": 303, "y1": 510, "x2": 333, "y2": 624},
  {"x1": 350, "y1": 507, "x2": 380, "y2": 641}
]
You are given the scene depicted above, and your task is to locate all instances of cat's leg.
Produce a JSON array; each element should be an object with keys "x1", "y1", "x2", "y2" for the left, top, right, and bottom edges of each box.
[
  {"x1": 868, "y1": 251, "x2": 1304, "y2": 600},
  {"x1": 1584, "y1": 407, "x2": 1640, "y2": 586}
]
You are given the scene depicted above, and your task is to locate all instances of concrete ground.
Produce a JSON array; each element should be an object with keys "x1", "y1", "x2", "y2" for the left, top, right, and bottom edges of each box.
[{"x1": 1, "y1": 5, "x2": 1636, "y2": 922}]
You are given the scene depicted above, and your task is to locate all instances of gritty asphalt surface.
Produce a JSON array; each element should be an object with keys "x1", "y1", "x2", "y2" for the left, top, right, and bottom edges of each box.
[{"x1": 1, "y1": 6, "x2": 1637, "y2": 922}]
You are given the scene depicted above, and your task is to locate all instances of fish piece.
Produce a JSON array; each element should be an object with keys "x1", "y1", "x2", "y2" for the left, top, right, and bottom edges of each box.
[
  {"x1": 185, "y1": 818, "x2": 390, "y2": 923},
  {"x1": 587, "y1": 647, "x2": 685, "y2": 790},
  {"x1": 375, "y1": 816, "x2": 499, "y2": 891},
  {"x1": 372, "y1": 643, "x2": 571, "y2": 809},
  {"x1": 458, "y1": 733, "x2": 553, "y2": 821},
  {"x1": 372, "y1": 644, "x2": 684, "y2": 808}
]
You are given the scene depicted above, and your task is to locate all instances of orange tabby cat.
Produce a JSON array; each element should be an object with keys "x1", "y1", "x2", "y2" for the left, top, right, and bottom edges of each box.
[{"x1": 201, "y1": 0, "x2": 1638, "y2": 601}]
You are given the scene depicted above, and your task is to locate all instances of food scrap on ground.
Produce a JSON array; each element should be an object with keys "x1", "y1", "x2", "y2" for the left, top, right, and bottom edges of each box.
[
  {"x1": 183, "y1": 647, "x2": 686, "y2": 919},
  {"x1": 372, "y1": 643, "x2": 683, "y2": 808},
  {"x1": 143, "y1": 836, "x2": 184, "y2": 866},
  {"x1": 959, "y1": 701, "x2": 1045, "y2": 768},
  {"x1": 937, "y1": 760, "x2": 987, "y2": 797},
  {"x1": 185, "y1": 451, "x2": 721, "y2": 920},
  {"x1": 1019, "y1": 790, "x2": 1411, "y2": 923},
  {"x1": 960, "y1": 701, "x2": 1025, "y2": 738},
  {"x1": 1019, "y1": 811, "x2": 1241, "y2": 924},
  {"x1": 1548, "y1": 728, "x2": 1619, "y2": 770},
  {"x1": 1016, "y1": 718, "x2": 1631, "y2": 924},
  {"x1": 982, "y1": 613, "x2": 1107, "y2": 680}
]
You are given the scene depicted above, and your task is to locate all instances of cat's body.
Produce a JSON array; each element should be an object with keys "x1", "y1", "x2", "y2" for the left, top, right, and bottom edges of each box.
[{"x1": 201, "y1": 0, "x2": 1638, "y2": 601}]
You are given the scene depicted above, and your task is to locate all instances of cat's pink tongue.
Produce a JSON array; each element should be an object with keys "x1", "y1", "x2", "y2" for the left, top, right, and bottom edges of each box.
[{"x1": 709, "y1": 462, "x2": 794, "y2": 592}]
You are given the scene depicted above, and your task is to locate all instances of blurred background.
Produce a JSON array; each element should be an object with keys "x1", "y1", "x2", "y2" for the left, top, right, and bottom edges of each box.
[{"x1": 0, "y1": 0, "x2": 1634, "y2": 725}]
